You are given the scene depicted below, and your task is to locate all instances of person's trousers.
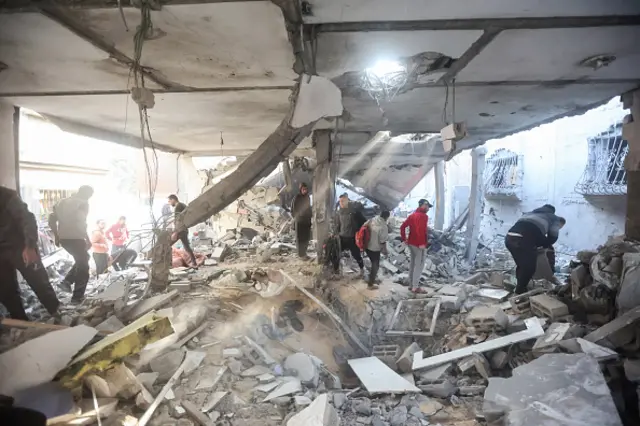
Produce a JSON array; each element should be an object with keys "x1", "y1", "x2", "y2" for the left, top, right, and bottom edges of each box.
[
  {"x1": 0, "y1": 257, "x2": 29, "y2": 320},
  {"x1": 365, "y1": 249, "x2": 381, "y2": 285},
  {"x1": 93, "y1": 252, "x2": 109, "y2": 276},
  {"x1": 295, "y1": 221, "x2": 311, "y2": 258},
  {"x1": 505, "y1": 235, "x2": 537, "y2": 294},
  {"x1": 60, "y1": 239, "x2": 90, "y2": 300},
  {"x1": 114, "y1": 249, "x2": 137, "y2": 270},
  {"x1": 340, "y1": 236, "x2": 364, "y2": 269},
  {"x1": 408, "y1": 245, "x2": 427, "y2": 288},
  {"x1": 175, "y1": 231, "x2": 197, "y2": 266}
]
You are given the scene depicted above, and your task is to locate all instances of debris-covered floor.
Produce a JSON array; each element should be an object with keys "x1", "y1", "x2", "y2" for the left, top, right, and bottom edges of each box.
[{"x1": 1, "y1": 218, "x2": 639, "y2": 426}]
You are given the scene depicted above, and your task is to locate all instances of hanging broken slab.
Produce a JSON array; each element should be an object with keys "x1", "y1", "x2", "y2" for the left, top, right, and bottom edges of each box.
[{"x1": 348, "y1": 356, "x2": 420, "y2": 394}]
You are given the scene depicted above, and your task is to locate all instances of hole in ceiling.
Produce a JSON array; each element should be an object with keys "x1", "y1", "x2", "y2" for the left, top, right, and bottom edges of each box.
[
  {"x1": 479, "y1": 112, "x2": 494, "y2": 117},
  {"x1": 490, "y1": 101, "x2": 499, "y2": 104},
  {"x1": 579, "y1": 54, "x2": 616, "y2": 71},
  {"x1": 389, "y1": 133, "x2": 441, "y2": 144}
]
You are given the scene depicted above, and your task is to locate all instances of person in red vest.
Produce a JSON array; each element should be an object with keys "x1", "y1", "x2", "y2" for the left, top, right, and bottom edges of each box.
[
  {"x1": 106, "y1": 216, "x2": 130, "y2": 259},
  {"x1": 400, "y1": 199, "x2": 432, "y2": 291}
]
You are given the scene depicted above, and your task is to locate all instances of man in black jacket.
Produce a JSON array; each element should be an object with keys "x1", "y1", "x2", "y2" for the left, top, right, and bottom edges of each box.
[
  {"x1": 168, "y1": 194, "x2": 197, "y2": 266},
  {"x1": 291, "y1": 183, "x2": 312, "y2": 259},
  {"x1": 0, "y1": 186, "x2": 59, "y2": 319},
  {"x1": 505, "y1": 204, "x2": 565, "y2": 294},
  {"x1": 333, "y1": 193, "x2": 366, "y2": 276}
]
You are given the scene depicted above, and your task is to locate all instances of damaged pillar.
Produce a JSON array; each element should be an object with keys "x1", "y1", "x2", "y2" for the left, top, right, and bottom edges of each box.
[
  {"x1": 622, "y1": 90, "x2": 640, "y2": 240},
  {"x1": 466, "y1": 146, "x2": 487, "y2": 262},
  {"x1": 433, "y1": 161, "x2": 445, "y2": 230},
  {"x1": 0, "y1": 102, "x2": 19, "y2": 190},
  {"x1": 313, "y1": 130, "x2": 336, "y2": 259}
]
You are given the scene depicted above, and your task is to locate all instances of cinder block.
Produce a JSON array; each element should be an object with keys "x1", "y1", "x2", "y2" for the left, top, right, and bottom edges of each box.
[
  {"x1": 465, "y1": 305, "x2": 509, "y2": 331},
  {"x1": 372, "y1": 345, "x2": 401, "y2": 369},
  {"x1": 509, "y1": 288, "x2": 545, "y2": 314},
  {"x1": 437, "y1": 285, "x2": 467, "y2": 311},
  {"x1": 530, "y1": 294, "x2": 569, "y2": 320},
  {"x1": 532, "y1": 322, "x2": 572, "y2": 356}
]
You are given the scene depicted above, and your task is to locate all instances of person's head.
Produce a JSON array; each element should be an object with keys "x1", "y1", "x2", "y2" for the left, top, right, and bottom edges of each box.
[
  {"x1": 558, "y1": 217, "x2": 566, "y2": 229},
  {"x1": 96, "y1": 219, "x2": 106, "y2": 230},
  {"x1": 299, "y1": 182, "x2": 308, "y2": 195},
  {"x1": 418, "y1": 199, "x2": 433, "y2": 212},
  {"x1": 118, "y1": 216, "x2": 126, "y2": 226},
  {"x1": 77, "y1": 185, "x2": 94, "y2": 200},
  {"x1": 168, "y1": 194, "x2": 179, "y2": 207},
  {"x1": 380, "y1": 210, "x2": 391, "y2": 221},
  {"x1": 339, "y1": 193, "x2": 349, "y2": 209},
  {"x1": 540, "y1": 204, "x2": 556, "y2": 213}
]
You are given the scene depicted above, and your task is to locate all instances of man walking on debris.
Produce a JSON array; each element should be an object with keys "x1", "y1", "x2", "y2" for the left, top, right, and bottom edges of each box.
[
  {"x1": 400, "y1": 199, "x2": 432, "y2": 292},
  {"x1": 333, "y1": 193, "x2": 366, "y2": 276},
  {"x1": 505, "y1": 204, "x2": 566, "y2": 294},
  {"x1": 291, "y1": 182, "x2": 312, "y2": 259},
  {"x1": 0, "y1": 186, "x2": 60, "y2": 319},
  {"x1": 364, "y1": 210, "x2": 390, "y2": 289},
  {"x1": 49, "y1": 185, "x2": 94, "y2": 303},
  {"x1": 168, "y1": 194, "x2": 198, "y2": 267},
  {"x1": 91, "y1": 219, "x2": 109, "y2": 277},
  {"x1": 106, "y1": 216, "x2": 130, "y2": 259}
]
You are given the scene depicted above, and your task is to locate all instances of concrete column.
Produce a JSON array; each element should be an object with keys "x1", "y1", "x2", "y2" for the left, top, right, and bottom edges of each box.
[
  {"x1": 622, "y1": 90, "x2": 640, "y2": 240},
  {"x1": 312, "y1": 130, "x2": 336, "y2": 259},
  {"x1": 0, "y1": 102, "x2": 19, "y2": 190},
  {"x1": 466, "y1": 146, "x2": 487, "y2": 262},
  {"x1": 433, "y1": 161, "x2": 445, "y2": 230}
]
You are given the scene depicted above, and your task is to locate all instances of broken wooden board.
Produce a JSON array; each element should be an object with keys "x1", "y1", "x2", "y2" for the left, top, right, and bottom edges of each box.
[
  {"x1": 0, "y1": 325, "x2": 97, "y2": 397},
  {"x1": 58, "y1": 312, "x2": 174, "y2": 388},
  {"x1": 348, "y1": 356, "x2": 420, "y2": 394},
  {"x1": 412, "y1": 317, "x2": 545, "y2": 371}
]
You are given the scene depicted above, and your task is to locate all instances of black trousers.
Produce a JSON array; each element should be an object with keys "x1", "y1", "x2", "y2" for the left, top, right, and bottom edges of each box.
[
  {"x1": 340, "y1": 236, "x2": 364, "y2": 269},
  {"x1": 174, "y1": 231, "x2": 197, "y2": 266},
  {"x1": 60, "y1": 239, "x2": 90, "y2": 300},
  {"x1": 110, "y1": 247, "x2": 137, "y2": 271},
  {"x1": 365, "y1": 249, "x2": 381, "y2": 285},
  {"x1": 505, "y1": 234, "x2": 537, "y2": 294},
  {"x1": 0, "y1": 254, "x2": 59, "y2": 319},
  {"x1": 93, "y1": 252, "x2": 109, "y2": 276},
  {"x1": 295, "y1": 221, "x2": 311, "y2": 257}
]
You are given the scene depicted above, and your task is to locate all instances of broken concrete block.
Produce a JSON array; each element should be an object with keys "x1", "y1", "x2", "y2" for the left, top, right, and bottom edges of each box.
[
  {"x1": 490, "y1": 351, "x2": 509, "y2": 370},
  {"x1": 59, "y1": 312, "x2": 174, "y2": 388},
  {"x1": 287, "y1": 394, "x2": 339, "y2": 426},
  {"x1": 436, "y1": 284, "x2": 467, "y2": 310},
  {"x1": 396, "y1": 342, "x2": 421, "y2": 373},
  {"x1": 530, "y1": 294, "x2": 569, "y2": 320},
  {"x1": 418, "y1": 362, "x2": 452, "y2": 383},
  {"x1": 0, "y1": 325, "x2": 97, "y2": 397},
  {"x1": 137, "y1": 372, "x2": 159, "y2": 389},
  {"x1": 264, "y1": 377, "x2": 302, "y2": 402},
  {"x1": 258, "y1": 373, "x2": 275, "y2": 384},
  {"x1": 418, "y1": 380, "x2": 458, "y2": 398},
  {"x1": 532, "y1": 322, "x2": 572, "y2": 356},
  {"x1": 223, "y1": 348, "x2": 243, "y2": 358},
  {"x1": 295, "y1": 395, "x2": 312, "y2": 407},
  {"x1": 211, "y1": 244, "x2": 231, "y2": 262},
  {"x1": 483, "y1": 354, "x2": 622, "y2": 426},
  {"x1": 464, "y1": 272, "x2": 486, "y2": 284},
  {"x1": 465, "y1": 305, "x2": 509, "y2": 331},
  {"x1": 333, "y1": 392, "x2": 347, "y2": 409},
  {"x1": 372, "y1": 344, "x2": 401, "y2": 368},
  {"x1": 584, "y1": 306, "x2": 640, "y2": 348},
  {"x1": 169, "y1": 281, "x2": 192, "y2": 292},
  {"x1": 348, "y1": 357, "x2": 420, "y2": 393},
  {"x1": 508, "y1": 288, "x2": 545, "y2": 313},
  {"x1": 150, "y1": 349, "x2": 186, "y2": 381},
  {"x1": 284, "y1": 353, "x2": 319, "y2": 387}
]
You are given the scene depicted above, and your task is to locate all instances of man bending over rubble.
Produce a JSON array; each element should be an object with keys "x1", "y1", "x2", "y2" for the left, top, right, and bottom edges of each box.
[
  {"x1": 400, "y1": 199, "x2": 432, "y2": 292},
  {"x1": 291, "y1": 182, "x2": 312, "y2": 259},
  {"x1": 49, "y1": 185, "x2": 94, "y2": 303},
  {"x1": 0, "y1": 186, "x2": 60, "y2": 318},
  {"x1": 505, "y1": 204, "x2": 565, "y2": 294},
  {"x1": 333, "y1": 193, "x2": 366, "y2": 277}
]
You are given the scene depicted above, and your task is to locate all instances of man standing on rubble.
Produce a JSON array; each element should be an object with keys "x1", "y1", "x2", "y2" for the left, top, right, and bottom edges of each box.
[
  {"x1": 505, "y1": 204, "x2": 566, "y2": 294},
  {"x1": 365, "y1": 210, "x2": 390, "y2": 289},
  {"x1": 400, "y1": 199, "x2": 432, "y2": 292},
  {"x1": 291, "y1": 182, "x2": 312, "y2": 259},
  {"x1": 106, "y1": 216, "x2": 130, "y2": 259},
  {"x1": 333, "y1": 193, "x2": 366, "y2": 276},
  {"x1": 0, "y1": 186, "x2": 60, "y2": 319},
  {"x1": 49, "y1": 185, "x2": 93, "y2": 303},
  {"x1": 168, "y1": 194, "x2": 198, "y2": 267},
  {"x1": 91, "y1": 219, "x2": 109, "y2": 277}
]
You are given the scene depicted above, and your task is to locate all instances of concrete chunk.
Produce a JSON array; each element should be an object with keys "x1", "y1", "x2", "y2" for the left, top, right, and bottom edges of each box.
[
  {"x1": 284, "y1": 353, "x2": 319, "y2": 387},
  {"x1": 348, "y1": 356, "x2": 420, "y2": 393},
  {"x1": 584, "y1": 306, "x2": 640, "y2": 348},
  {"x1": 396, "y1": 342, "x2": 421, "y2": 373},
  {"x1": 530, "y1": 294, "x2": 569, "y2": 320},
  {"x1": 532, "y1": 322, "x2": 572, "y2": 356},
  {"x1": 150, "y1": 349, "x2": 186, "y2": 381},
  {"x1": 223, "y1": 348, "x2": 243, "y2": 358},
  {"x1": 286, "y1": 394, "x2": 339, "y2": 426},
  {"x1": 465, "y1": 305, "x2": 509, "y2": 331}
]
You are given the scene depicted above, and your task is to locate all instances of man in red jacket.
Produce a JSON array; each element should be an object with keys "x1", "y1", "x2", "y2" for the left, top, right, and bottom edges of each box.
[{"x1": 400, "y1": 199, "x2": 432, "y2": 291}]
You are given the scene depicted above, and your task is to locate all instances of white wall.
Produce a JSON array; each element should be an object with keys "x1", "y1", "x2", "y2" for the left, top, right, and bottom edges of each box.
[
  {"x1": 0, "y1": 102, "x2": 17, "y2": 189},
  {"x1": 478, "y1": 98, "x2": 628, "y2": 252}
]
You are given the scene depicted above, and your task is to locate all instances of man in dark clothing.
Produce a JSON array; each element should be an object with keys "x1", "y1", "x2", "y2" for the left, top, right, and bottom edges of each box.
[
  {"x1": 0, "y1": 186, "x2": 60, "y2": 319},
  {"x1": 291, "y1": 183, "x2": 312, "y2": 259},
  {"x1": 168, "y1": 194, "x2": 197, "y2": 266},
  {"x1": 49, "y1": 185, "x2": 93, "y2": 303},
  {"x1": 505, "y1": 205, "x2": 565, "y2": 294},
  {"x1": 365, "y1": 210, "x2": 390, "y2": 289},
  {"x1": 333, "y1": 193, "x2": 366, "y2": 276}
]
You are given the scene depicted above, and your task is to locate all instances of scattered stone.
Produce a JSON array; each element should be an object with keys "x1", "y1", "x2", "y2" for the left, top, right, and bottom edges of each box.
[
  {"x1": 333, "y1": 393, "x2": 347, "y2": 409},
  {"x1": 284, "y1": 353, "x2": 320, "y2": 387},
  {"x1": 353, "y1": 398, "x2": 372, "y2": 415},
  {"x1": 286, "y1": 394, "x2": 339, "y2": 426},
  {"x1": 418, "y1": 380, "x2": 458, "y2": 398},
  {"x1": 389, "y1": 405, "x2": 408, "y2": 426},
  {"x1": 222, "y1": 348, "x2": 243, "y2": 358},
  {"x1": 530, "y1": 294, "x2": 569, "y2": 320},
  {"x1": 150, "y1": 349, "x2": 186, "y2": 381},
  {"x1": 258, "y1": 373, "x2": 276, "y2": 384},
  {"x1": 532, "y1": 322, "x2": 572, "y2": 356},
  {"x1": 295, "y1": 395, "x2": 312, "y2": 407},
  {"x1": 396, "y1": 342, "x2": 421, "y2": 373},
  {"x1": 459, "y1": 385, "x2": 486, "y2": 396}
]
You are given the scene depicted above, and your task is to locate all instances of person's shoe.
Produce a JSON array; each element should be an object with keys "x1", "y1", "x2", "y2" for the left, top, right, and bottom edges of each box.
[
  {"x1": 57, "y1": 281, "x2": 72, "y2": 292},
  {"x1": 69, "y1": 296, "x2": 85, "y2": 305},
  {"x1": 367, "y1": 283, "x2": 379, "y2": 290}
]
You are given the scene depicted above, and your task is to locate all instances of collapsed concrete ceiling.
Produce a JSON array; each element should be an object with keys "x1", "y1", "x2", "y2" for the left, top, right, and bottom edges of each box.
[{"x1": 1, "y1": 0, "x2": 640, "y2": 207}]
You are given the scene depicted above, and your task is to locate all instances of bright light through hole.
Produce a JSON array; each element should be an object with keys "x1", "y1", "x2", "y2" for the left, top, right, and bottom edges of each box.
[{"x1": 366, "y1": 60, "x2": 405, "y2": 77}]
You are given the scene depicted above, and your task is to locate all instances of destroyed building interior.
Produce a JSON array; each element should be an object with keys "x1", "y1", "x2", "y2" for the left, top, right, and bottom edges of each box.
[{"x1": 2, "y1": 1, "x2": 640, "y2": 426}]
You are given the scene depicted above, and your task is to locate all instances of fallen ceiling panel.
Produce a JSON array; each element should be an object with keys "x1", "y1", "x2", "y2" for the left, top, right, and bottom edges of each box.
[
  {"x1": 0, "y1": 13, "x2": 143, "y2": 94},
  {"x1": 78, "y1": 2, "x2": 296, "y2": 88},
  {"x1": 303, "y1": 0, "x2": 640, "y2": 24},
  {"x1": 315, "y1": 30, "x2": 483, "y2": 78},
  {"x1": 6, "y1": 90, "x2": 292, "y2": 152},
  {"x1": 457, "y1": 26, "x2": 640, "y2": 82}
]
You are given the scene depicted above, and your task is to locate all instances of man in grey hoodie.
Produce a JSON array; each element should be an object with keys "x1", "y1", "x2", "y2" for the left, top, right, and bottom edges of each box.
[
  {"x1": 505, "y1": 204, "x2": 565, "y2": 294},
  {"x1": 333, "y1": 193, "x2": 366, "y2": 276},
  {"x1": 365, "y1": 210, "x2": 390, "y2": 289}
]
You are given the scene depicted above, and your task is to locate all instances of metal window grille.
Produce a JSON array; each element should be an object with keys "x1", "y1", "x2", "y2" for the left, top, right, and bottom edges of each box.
[
  {"x1": 575, "y1": 122, "x2": 627, "y2": 196},
  {"x1": 484, "y1": 149, "x2": 523, "y2": 200}
]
